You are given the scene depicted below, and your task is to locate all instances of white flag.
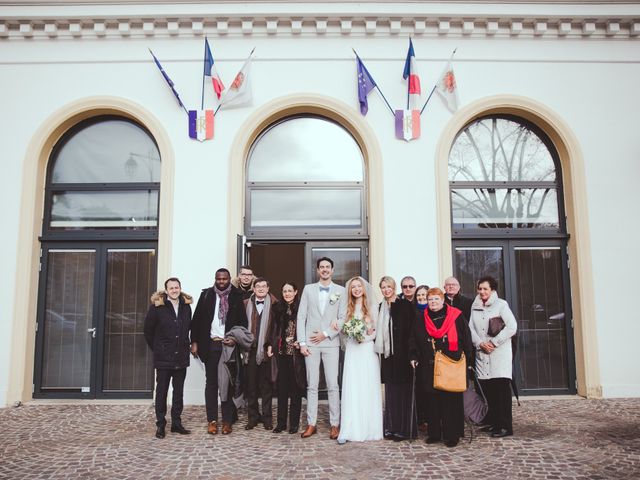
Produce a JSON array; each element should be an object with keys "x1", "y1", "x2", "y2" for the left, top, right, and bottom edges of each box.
[
  {"x1": 220, "y1": 54, "x2": 253, "y2": 109},
  {"x1": 435, "y1": 60, "x2": 459, "y2": 113}
]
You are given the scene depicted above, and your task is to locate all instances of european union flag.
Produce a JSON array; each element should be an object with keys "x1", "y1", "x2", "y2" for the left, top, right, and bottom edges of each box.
[
  {"x1": 356, "y1": 55, "x2": 377, "y2": 116},
  {"x1": 149, "y1": 49, "x2": 186, "y2": 111}
]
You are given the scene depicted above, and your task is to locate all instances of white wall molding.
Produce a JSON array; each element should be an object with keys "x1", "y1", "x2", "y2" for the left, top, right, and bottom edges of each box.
[{"x1": 1, "y1": 2, "x2": 639, "y2": 40}]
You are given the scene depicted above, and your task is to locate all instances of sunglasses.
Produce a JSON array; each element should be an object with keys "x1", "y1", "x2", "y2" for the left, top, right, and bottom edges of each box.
[{"x1": 401, "y1": 285, "x2": 416, "y2": 289}]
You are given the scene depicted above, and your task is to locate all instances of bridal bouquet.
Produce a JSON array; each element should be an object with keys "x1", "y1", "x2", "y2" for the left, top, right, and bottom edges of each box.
[{"x1": 342, "y1": 316, "x2": 366, "y2": 343}]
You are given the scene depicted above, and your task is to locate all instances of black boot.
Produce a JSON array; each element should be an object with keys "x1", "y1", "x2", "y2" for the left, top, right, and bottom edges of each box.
[
  {"x1": 155, "y1": 425, "x2": 166, "y2": 439},
  {"x1": 170, "y1": 423, "x2": 191, "y2": 435}
]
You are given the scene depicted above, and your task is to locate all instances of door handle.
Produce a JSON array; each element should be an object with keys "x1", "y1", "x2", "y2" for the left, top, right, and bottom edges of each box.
[{"x1": 87, "y1": 327, "x2": 97, "y2": 338}]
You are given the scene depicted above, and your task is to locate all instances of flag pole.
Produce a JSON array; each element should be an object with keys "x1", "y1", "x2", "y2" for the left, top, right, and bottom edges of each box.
[
  {"x1": 201, "y1": 38, "x2": 208, "y2": 110},
  {"x1": 214, "y1": 47, "x2": 256, "y2": 116},
  {"x1": 148, "y1": 48, "x2": 189, "y2": 116},
  {"x1": 352, "y1": 48, "x2": 395, "y2": 116},
  {"x1": 406, "y1": 38, "x2": 411, "y2": 110},
  {"x1": 419, "y1": 47, "x2": 457, "y2": 116}
]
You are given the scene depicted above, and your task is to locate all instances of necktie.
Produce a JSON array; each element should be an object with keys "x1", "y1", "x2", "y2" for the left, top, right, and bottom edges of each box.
[{"x1": 319, "y1": 286, "x2": 330, "y2": 292}]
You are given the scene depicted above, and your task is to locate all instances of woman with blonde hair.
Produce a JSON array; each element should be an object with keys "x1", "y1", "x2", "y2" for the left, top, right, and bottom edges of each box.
[
  {"x1": 336, "y1": 276, "x2": 383, "y2": 444},
  {"x1": 376, "y1": 275, "x2": 417, "y2": 441}
]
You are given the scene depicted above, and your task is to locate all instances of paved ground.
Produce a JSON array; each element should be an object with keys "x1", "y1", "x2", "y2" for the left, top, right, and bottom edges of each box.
[{"x1": 0, "y1": 398, "x2": 639, "y2": 479}]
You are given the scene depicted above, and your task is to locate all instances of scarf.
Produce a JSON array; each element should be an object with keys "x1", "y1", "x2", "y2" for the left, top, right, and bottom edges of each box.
[
  {"x1": 245, "y1": 295, "x2": 272, "y2": 365},
  {"x1": 214, "y1": 284, "x2": 232, "y2": 324},
  {"x1": 375, "y1": 300, "x2": 394, "y2": 358},
  {"x1": 424, "y1": 304, "x2": 461, "y2": 351},
  {"x1": 415, "y1": 303, "x2": 427, "y2": 314}
]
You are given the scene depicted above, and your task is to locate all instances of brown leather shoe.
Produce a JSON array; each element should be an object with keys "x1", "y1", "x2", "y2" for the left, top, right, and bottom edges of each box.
[
  {"x1": 221, "y1": 423, "x2": 232, "y2": 435},
  {"x1": 329, "y1": 425, "x2": 340, "y2": 440},
  {"x1": 300, "y1": 425, "x2": 317, "y2": 438},
  {"x1": 207, "y1": 421, "x2": 218, "y2": 435}
]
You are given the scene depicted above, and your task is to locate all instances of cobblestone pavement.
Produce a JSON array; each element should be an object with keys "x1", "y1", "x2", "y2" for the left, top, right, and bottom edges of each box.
[{"x1": 1, "y1": 398, "x2": 639, "y2": 479}]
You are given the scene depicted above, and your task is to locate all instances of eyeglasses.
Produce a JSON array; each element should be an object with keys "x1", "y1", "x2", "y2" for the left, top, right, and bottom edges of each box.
[
  {"x1": 401, "y1": 285, "x2": 415, "y2": 289},
  {"x1": 427, "y1": 297, "x2": 442, "y2": 302}
]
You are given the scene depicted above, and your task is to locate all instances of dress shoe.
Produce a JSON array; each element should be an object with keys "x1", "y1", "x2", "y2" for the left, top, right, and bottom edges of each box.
[
  {"x1": 329, "y1": 425, "x2": 340, "y2": 440},
  {"x1": 393, "y1": 434, "x2": 408, "y2": 442},
  {"x1": 155, "y1": 425, "x2": 166, "y2": 439},
  {"x1": 207, "y1": 421, "x2": 218, "y2": 435},
  {"x1": 384, "y1": 431, "x2": 395, "y2": 440},
  {"x1": 221, "y1": 423, "x2": 232, "y2": 435},
  {"x1": 171, "y1": 424, "x2": 191, "y2": 435},
  {"x1": 301, "y1": 425, "x2": 317, "y2": 438},
  {"x1": 491, "y1": 429, "x2": 513, "y2": 438},
  {"x1": 288, "y1": 427, "x2": 299, "y2": 434},
  {"x1": 272, "y1": 426, "x2": 286, "y2": 433},
  {"x1": 263, "y1": 423, "x2": 273, "y2": 431},
  {"x1": 245, "y1": 421, "x2": 258, "y2": 430},
  {"x1": 425, "y1": 437, "x2": 440, "y2": 444},
  {"x1": 480, "y1": 425, "x2": 497, "y2": 433},
  {"x1": 418, "y1": 423, "x2": 428, "y2": 433},
  {"x1": 445, "y1": 438, "x2": 459, "y2": 448}
]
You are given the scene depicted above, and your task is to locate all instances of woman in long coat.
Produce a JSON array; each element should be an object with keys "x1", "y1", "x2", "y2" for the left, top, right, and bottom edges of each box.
[
  {"x1": 376, "y1": 276, "x2": 417, "y2": 441},
  {"x1": 409, "y1": 287, "x2": 472, "y2": 448},
  {"x1": 266, "y1": 281, "x2": 306, "y2": 434},
  {"x1": 469, "y1": 275, "x2": 517, "y2": 438}
]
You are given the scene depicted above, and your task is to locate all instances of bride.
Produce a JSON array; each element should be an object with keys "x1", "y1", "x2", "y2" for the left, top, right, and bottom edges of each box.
[{"x1": 336, "y1": 276, "x2": 383, "y2": 444}]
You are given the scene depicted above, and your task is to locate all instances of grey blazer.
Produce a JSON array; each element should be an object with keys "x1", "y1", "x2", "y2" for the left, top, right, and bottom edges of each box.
[{"x1": 296, "y1": 282, "x2": 346, "y2": 349}]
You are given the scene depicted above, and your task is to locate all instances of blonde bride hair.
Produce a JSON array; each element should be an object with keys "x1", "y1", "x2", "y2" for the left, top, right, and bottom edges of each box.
[{"x1": 346, "y1": 276, "x2": 371, "y2": 325}]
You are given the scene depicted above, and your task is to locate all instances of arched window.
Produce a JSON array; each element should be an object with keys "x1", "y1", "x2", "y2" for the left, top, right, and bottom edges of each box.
[
  {"x1": 45, "y1": 116, "x2": 160, "y2": 232},
  {"x1": 449, "y1": 115, "x2": 576, "y2": 394},
  {"x1": 449, "y1": 116, "x2": 562, "y2": 232},
  {"x1": 245, "y1": 115, "x2": 366, "y2": 238}
]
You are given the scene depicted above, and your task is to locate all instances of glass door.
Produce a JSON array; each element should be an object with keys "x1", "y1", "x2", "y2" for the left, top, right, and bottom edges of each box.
[
  {"x1": 34, "y1": 243, "x2": 156, "y2": 398},
  {"x1": 452, "y1": 240, "x2": 575, "y2": 394}
]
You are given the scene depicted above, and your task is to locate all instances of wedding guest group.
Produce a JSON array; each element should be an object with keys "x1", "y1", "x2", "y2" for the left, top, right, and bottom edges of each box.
[{"x1": 144, "y1": 266, "x2": 518, "y2": 447}]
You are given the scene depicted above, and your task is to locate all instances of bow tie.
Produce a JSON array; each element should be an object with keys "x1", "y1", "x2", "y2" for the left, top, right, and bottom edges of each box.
[
  {"x1": 256, "y1": 300, "x2": 265, "y2": 305},
  {"x1": 319, "y1": 286, "x2": 330, "y2": 292}
]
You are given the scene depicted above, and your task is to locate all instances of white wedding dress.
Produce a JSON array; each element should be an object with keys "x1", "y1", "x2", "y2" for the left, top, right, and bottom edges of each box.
[{"x1": 338, "y1": 308, "x2": 383, "y2": 443}]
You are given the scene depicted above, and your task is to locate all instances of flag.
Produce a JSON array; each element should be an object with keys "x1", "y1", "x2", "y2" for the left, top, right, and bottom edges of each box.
[
  {"x1": 436, "y1": 60, "x2": 459, "y2": 113},
  {"x1": 395, "y1": 109, "x2": 421, "y2": 142},
  {"x1": 356, "y1": 55, "x2": 377, "y2": 115},
  {"x1": 402, "y1": 39, "x2": 421, "y2": 110},
  {"x1": 188, "y1": 110, "x2": 214, "y2": 141},
  {"x1": 149, "y1": 49, "x2": 186, "y2": 110},
  {"x1": 204, "y1": 38, "x2": 225, "y2": 100},
  {"x1": 220, "y1": 51, "x2": 253, "y2": 109}
]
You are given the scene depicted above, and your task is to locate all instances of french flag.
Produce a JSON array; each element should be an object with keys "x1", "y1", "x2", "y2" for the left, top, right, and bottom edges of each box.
[
  {"x1": 403, "y1": 38, "x2": 421, "y2": 110},
  {"x1": 204, "y1": 38, "x2": 224, "y2": 99},
  {"x1": 189, "y1": 110, "x2": 214, "y2": 142}
]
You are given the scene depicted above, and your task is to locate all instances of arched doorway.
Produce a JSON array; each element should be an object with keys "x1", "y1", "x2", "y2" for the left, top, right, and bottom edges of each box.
[
  {"x1": 243, "y1": 114, "x2": 369, "y2": 289},
  {"x1": 449, "y1": 115, "x2": 577, "y2": 395},
  {"x1": 33, "y1": 115, "x2": 160, "y2": 398}
]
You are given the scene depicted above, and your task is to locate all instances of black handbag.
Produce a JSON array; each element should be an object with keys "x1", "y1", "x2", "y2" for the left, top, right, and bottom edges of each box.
[{"x1": 487, "y1": 316, "x2": 505, "y2": 337}]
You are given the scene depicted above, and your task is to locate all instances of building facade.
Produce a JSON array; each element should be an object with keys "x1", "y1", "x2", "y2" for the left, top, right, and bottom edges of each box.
[{"x1": 1, "y1": 0, "x2": 639, "y2": 406}]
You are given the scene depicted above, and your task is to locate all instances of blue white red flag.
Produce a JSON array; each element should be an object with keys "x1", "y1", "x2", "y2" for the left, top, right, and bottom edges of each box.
[
  {"x1": 149, "y1": 49, "x2": 186, "y2": 111},
  {"x1": 188, "y1": 110, "x2": 214, "y2": 142},
  {"x1": 204, "y1": 38, "x2": 225, "y2": 100},
  {"x1": 402, "y1": 39, "x2": 421, "y2": 110},
  {"x1": 395, "y1": 109, "x2": 421, "y2": 142},
  {"x1": 356, "y1": 54, "x2": 377, "y2": 115}
]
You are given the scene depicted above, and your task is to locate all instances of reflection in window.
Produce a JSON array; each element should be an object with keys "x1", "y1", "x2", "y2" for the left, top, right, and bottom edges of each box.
[
  {"x1": 451, "y1": 188, "x2": 559, "y2": 229},
  {"x1": 449, "y1": 117, "x2": 556, "y2": 182},
  {"x1": 449, "y1": 116, "x2": 561, "y2": 231}
]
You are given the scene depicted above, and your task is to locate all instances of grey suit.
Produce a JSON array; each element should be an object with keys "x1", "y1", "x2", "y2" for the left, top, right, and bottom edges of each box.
[{"x1": 297, "y1": 282, "x2": 346, "y2": 427}]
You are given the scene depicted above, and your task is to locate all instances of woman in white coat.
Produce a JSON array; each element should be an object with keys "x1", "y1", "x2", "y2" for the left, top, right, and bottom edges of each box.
[{"x1": 469, "y1": 276, "x2": 517, "y2": 438}]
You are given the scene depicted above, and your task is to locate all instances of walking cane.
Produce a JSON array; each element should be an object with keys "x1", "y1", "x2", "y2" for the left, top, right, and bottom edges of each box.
[{"x1": 409, "y1": 363, "x2": 416, "y2": 444}]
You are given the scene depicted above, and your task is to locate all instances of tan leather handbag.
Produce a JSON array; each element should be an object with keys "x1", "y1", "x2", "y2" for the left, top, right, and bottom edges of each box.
[{"x1": 432, "y1": 338, "x2": 467, "y2": 392}]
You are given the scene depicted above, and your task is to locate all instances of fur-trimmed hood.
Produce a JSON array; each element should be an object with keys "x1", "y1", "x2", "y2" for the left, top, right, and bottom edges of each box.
[
  {"x1": 231, "y1": 276, "x2": 254, "y2": 291},
  {"x1": 150, "y1": 290, "x2": 193, "y2": 306}
]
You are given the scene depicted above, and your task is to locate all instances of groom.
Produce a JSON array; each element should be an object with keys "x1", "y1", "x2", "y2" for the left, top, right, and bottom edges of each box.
[{"x1": 297, "y1": 257, "x2": 346, "y2": 440}]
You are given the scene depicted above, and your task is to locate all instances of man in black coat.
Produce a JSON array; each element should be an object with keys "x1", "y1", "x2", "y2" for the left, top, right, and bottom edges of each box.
[
  {"x1": 144, "y1": 277, "x2": 193, "y2": 439},
  {"x1": 190, "y1": 268, "x2": 248, "y2": 435},
  {"x1": 443, "y1": 276, "x2": 473, "y2": 321}
]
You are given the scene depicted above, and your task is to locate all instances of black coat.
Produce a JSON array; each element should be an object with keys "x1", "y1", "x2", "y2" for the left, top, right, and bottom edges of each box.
[
  {"x1": 444, "y1": 293, "x2": 473, "y2": 323},
  {"x1": 190, "y1": 285, "x2": 248, "y2": 362},
  {"x1": 143, "y1": 291, "x2": 193, "y2": 369},
  {"x1": 380, "y1": 298, "x2": 415, "y2": 384},
  {"x1": 409, "y1": 304, "x2": 473, "y2": 392},
  {"x1": 267, "y1": 299, "x2": 307, "y2": 390}
]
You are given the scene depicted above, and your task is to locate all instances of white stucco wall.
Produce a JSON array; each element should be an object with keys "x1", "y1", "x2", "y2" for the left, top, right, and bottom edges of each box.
[{"x1": 1, "y1": 1, "x2": 639, "y2": 404}]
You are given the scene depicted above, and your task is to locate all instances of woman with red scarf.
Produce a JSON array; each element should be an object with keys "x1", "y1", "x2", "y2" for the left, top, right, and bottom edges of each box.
[{"x1": 409, "y1": 287, "x2": 472, "y2": 447}]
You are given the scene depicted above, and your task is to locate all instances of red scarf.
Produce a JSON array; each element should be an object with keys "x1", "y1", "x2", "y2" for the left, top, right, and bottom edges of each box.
[{"x1": 424, "y1": 305, "x2": 461, "y2": 351}]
